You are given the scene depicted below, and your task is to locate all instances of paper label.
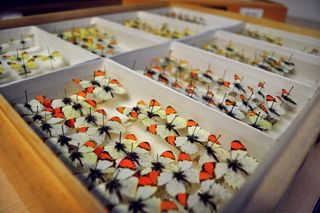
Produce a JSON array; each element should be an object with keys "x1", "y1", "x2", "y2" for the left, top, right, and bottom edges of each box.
[{"x1": 240, "y1": 8, "x2": 264, "y2": 18}]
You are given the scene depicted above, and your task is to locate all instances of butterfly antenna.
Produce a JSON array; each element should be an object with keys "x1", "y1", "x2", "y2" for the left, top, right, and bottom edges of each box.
[
  {"x1": 24, "y1": 90, "x2": 28, "y2": 103},
  {"x1": 208, "y1": 93, "x2": 214, "y2": 106},
  {"x1": 254, "y1": 112, "x2": 260, "y2": 125},
  {"x1": 221, "y1": 93, "x2": 227, "y2": 105},
  {"x1": 207, "y1": 63, "x2": 211, "y2": 71},
  {"x1": 270, "y1": 99, "x2": 276, "y2": 109},
  {"x1": 64, "y1": 88, "x2": 67, "y2": 98},
  {"x1": 47, "y1": 46, "x2": 54, "y2": 70},
  {"x1": 259, "y1": 81, "x2": 265, "y2": 92},
  {"x1": 222, "y1": 69, "x2": 227, "y2": 80},
  {"x1": 210, "y1": 134, "x2": 221, "y2": 147},
  {"x1": 206, "y1": 86, "x2": 210, "y2": 95},
  {"x1": 16, "y1": 48, "x2": 20, "y2": 60},
  {"x1": 150, "y1": 99, "x2": 155, "y2": 112},
  {"x1": 271, "y1": 51, "x2": 275, "y2": 58},
  {"x1": 191, "y1": 85, "x2": 196, "y2": 98},
  {"x1": 247, "y1": 91, "x2": 254, "y2": 102},
  {"x1": 287, "y1": 86, "x2": 294, "y2": 97},
  {"x1": 21, "y1": 34, "x2": 25, "y2": 49},
  {"x1": 114, "y1": 169, "x2": 120, "y2": 179},
  {"x1": 169, "y1": 115, "x2": 178, "y2": 126},
  {"x1": 131, "y1": 60, "x2": 136, "y2": 70},
  {"x1": 61, "y1": 125, "x2": 65, "y2": 135},
  {"x1": 230, "y1": 103, "x2": 235, "y2": 113},
  {"x1": 191, "y1": 125, "x2": 197, "y2": 135}
]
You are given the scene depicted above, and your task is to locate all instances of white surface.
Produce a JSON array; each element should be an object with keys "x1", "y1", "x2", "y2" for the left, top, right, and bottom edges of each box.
[{"x1": 273, "y1": 0, "x2": 320, "y2": 22}]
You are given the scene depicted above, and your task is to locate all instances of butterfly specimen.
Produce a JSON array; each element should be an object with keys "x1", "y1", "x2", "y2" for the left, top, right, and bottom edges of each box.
[
  {"x1": 94, "y1": 166, "x2": 139, "y2": 205},
  {"x1": 104, "y1": 133, "x2": 137, "y2": 160},
  {"x1": 147, "y1": 106, "x2": 186, "y2": 139},
  {"x1": 216, "y1": 140, "x2": 258, "y2": 189},
  {"x1": 158, "y1": 152, "x2": 199, "y2": 196},
  {"x1": 172, "y1": 124, "x2": 210, "y2": 154},
  {"x1": 6, "y1": 50, "x2": 38, "y2": 75},
  {"x1": 280, "y1": 86, "x2": 297, "y2": 107},
  {"x1": 247, "y1": 111, "x2": 272, "y2": 131},
  {"x1": 35, "y1": 47, "x2": 63, "y2": 70}
]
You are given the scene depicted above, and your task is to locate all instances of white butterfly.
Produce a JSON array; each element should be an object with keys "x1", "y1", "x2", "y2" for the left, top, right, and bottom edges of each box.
[
  {"x1": 86, "y1": 116, "x2": 125, "y2": 144},
  {"x1": 199, "y1": 135, "x2": 229, "y2": 165},
  {"x1": 158, "y1": 153, "x2": 199, "y2": 196},
  {"x1": 104, "y1": 133, "x2": 138, "y2": 160},
  {"x1": 147, "y1": 106, "x2": 186, "y2": 139},
  {"x1": 94, "y1": 165, "x2": 138, "y2": 205},
  {"x1": 174, "y1": 126, "x2": 210, "y2": 155},
  {"x1": 215, "y1": 140, "x2": 258, "y2": 189},
  {"x1": 93, "y1": 78, "x2": 126, "y2": 102}
]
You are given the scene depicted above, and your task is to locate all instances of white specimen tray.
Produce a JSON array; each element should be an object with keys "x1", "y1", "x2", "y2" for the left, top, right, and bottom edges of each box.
[
  {"x1": 182, "y1": 30, "x2": 320, "y2": 88},
  {"x1": 100, "y1": 11, "x2": 211, "y2": 41},
  {"x1": 238, "y1": 23, "x2": 320, "y2": 57},
  {"x1": 111, "y1": 41, "x2": 316, "y2": 142},
  {"x1": 146, "y1": 6, "x2": 243, "y2": 31},
  {"x1": 0, "y1": 26, "x2": 98, "y2": 87},
  {"x1": 38, "y1": 17, "x2": 166, "y2": 57},
  {"x1": 0, "y1": 58, "x2": 274, "y2": 159},
  {"x1": 1, "y1": 58, "x2": 314, "y2": 212}
]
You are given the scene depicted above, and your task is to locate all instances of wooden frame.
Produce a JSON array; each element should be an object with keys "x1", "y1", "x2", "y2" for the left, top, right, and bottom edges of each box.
[{"x1": 0, "y1": 3, "x2": 319, "y2": 212}]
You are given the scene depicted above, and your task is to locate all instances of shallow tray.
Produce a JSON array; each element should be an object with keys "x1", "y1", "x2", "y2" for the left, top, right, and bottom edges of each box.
[
  {"x1": 182, "y1": 30, "x2": 320, "y2": 88},
  {"x1": 0, "y1": 58, "x2": 277, "y2": 211},
  {"x1": 100, "y1": 11, "x2": 211, "y2": 41},
  {"x1": 238, "y1": 23, "x2": 320, "y2": 57},
  {"x1": 146, "y1": 6, "x2": 243, "y2": 31},
  {"x1": 111, "y1": 41, "x2": 315, "y2": 142},
  {"x1": 0, "y1": 26, "x2": 98, "y2": 87},
  {"x1": 38, "y1": 17, "x2": 166, "y2": 57}
]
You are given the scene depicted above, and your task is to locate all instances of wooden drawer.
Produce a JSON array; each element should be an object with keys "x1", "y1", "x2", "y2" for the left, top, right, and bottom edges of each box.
[{"x1": 0, "y1": 3, "x2": 319, "y2": 212}]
